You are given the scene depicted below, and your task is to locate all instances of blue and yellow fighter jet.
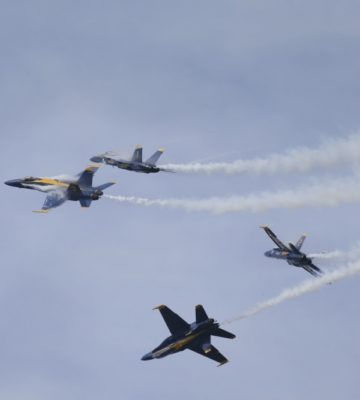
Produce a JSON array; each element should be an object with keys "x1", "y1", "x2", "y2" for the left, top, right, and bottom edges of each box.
[
  {"x1": 261, "y1": 226, "x2": 323, "y2": 277},
  {"x1": 4, "y1": 164, "x2": 115, "y2": 213},
  {"x1": 90, "y1": 145, "x2": 171, "y2": 174},
  {"x1": 141, "y1": 305, "x2": 236, "y2": 366}
]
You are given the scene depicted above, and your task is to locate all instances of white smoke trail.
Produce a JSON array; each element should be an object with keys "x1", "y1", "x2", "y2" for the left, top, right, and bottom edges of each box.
[
  {"x1": 221, "y1": 260, "x2": 360, "y2": 325},
  {"x1": 310, "y1": 242, "x2": 360, "y2": 262},
  {"x1": 308, "y1": 250, "x2": 344, "y2": 260},
  {"x1": 105, "y1": 177, "x2": 360, "y2": 214},
  {"x1": 160, "y1": 134, "x2": 360, "y2": 174}
]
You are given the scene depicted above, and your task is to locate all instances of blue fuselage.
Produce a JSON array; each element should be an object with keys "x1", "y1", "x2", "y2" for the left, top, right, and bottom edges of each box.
[
  {"x1": 99, "y1": 157, "x2": 160, "y2": 173},
  {"x1": 264, "y1": 248, "x2": 311, "y2": 267},
  {"x1": 142, "y1": 320, "x2": 217, "y2": 360}
]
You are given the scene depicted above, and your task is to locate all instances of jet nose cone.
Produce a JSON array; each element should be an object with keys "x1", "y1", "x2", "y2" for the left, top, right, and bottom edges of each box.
[
  {"x1": 90, "y1": 156, "x2": 103, "y2": 163},
  {"x1": 264, "y1": 250, "x2": 271, "y2": 257},
  {"x1": 4, "y1": 179, "x2": 21, "y2": 187},
  {"x1": 141, "y1": 352, "x2": 153, "y2": 361}
]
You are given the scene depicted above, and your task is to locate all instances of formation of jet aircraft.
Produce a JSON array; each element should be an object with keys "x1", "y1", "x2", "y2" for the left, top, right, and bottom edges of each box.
[
  {"x1": 5, "y1": 164, "x2": 115, "y2": 213},
  {"x1": 261, "y1": 226, "x2": 323, "y2": 277},
  {"x1": 5, "y1": 145, "x2": 334, "y2": 367},
  {"x1": 90, "y1": 145, "x2": 171, "y2": 174},
  {"x1": 142, "y1": 305, "x2": 235, "y2": 366}
]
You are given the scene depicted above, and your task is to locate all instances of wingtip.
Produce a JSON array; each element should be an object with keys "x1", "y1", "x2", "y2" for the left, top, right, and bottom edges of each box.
[
  {"x1": 32, "y1": 209, "x2": 49, "y2": 214},
  {"x1": 86, "y1": 163, "x2": 102, "y2": 171},
  {"x1": 217, "y1": 359, "x2": 229, "y2": 367},
  {"x1": 260, "y1": 225, "x2": 268, "y2": 229},
  {"x1": 153, "y1": 304, "x2": 166, "y2": 310},
  {"x1": 158, "y1": 148, "x2": 165, "y2": 152},
  {"x1": 135, "y1": 144, "x2": 143, "y2": 149}
]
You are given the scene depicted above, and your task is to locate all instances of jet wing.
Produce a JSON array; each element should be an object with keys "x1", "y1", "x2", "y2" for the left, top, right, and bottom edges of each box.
[
  {"x1": 33, "y1": 190, "x2": 68, "y2": 213},
  {"x1": 189, "y1": 343, "x2": 228, "y2": 366},
  {"x1": 153, "y1": 305, "x2": 190, "y2": 335},
  {"x1": 261, "y1": 226, "x2": 290, "y2": 251}
]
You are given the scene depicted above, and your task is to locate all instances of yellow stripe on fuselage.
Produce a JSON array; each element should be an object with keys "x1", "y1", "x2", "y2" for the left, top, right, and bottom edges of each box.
[
  {"x1": 173, "y1": 332, "x2": 202, "y2": 351},
  {"x1": 33, "y1": 178, "x2": 69, "y2": 188}
]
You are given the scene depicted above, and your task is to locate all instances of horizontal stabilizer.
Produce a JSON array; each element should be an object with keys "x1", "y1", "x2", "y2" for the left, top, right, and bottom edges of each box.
[
  {"x1": 310, "y1": 263, "x2": 322, "y2": 273},
  {"x1": 80, "y1": 199, "x2": 92, "y2": 208},
  {"x1": 96, "y1": 182, "x2": 116, "y2": 191},
  {"x1": 189, "y1": 343, "x2": 228, "y2": 366},
  {"x1": 212, "y1": 327, "x2": 236, "y2": 339}
]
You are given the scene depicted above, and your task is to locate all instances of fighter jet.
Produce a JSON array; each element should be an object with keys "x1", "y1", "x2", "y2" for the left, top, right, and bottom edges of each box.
[
  {"x1": 4, "y1": 164, "x2": 115, "y2": 213},
  {"x1": 90, "y1": 145, "x2": 171, "y2": 174},
  {"x1": 261, "y1": 226, "x2": 323, "y2": 277},
  {"x1": 141, "y1": 304, "x2": 235, "y2": 366}
]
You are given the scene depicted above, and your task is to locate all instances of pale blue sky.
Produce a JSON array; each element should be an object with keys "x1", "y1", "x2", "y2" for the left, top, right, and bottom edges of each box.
[{"x1": 1, "y1": 1, "x2": 360, "y2": 399}]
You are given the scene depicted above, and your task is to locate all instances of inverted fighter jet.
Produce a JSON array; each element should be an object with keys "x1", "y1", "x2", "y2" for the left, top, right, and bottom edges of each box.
[
  {"x1": 261, "y1": 226, "x2": 323, "y2": 277},
  {"x1": 90, "y1": 145, "x2": 171, "y2": 174},
  {"x1": 141, "y1": 305, "x2": 235, "y2": 366},
  {"x1": 5, "y1": 164, "x2": 115, "y2": 213}
]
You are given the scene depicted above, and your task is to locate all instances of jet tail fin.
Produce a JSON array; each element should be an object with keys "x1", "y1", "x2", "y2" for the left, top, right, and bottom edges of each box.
[
  {"x1": 212, "y1": 327, "x2": 236, "y2": 339},
  {"x1": 131, "y1": 145, "x2": 143, "y2": 163},
  {"x1": 295, "y1": 234, "x2": 307, "y2": 250},
  {"x1": 195, "y1": 305, "x2": 209, "y2": 323},
  {"x1": 77, "y1": 164, "x2": 101, "y2": 187},
  {"x1": 289, "y1": 242, "x2": 302, "y2": 254},
  {"x1": 146, "y1": 149, "x2": 164, "y2": 165}
]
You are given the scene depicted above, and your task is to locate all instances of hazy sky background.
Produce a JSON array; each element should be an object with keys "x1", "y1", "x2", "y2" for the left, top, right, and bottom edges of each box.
[{"x1": 1, "y1": 1, "x2": 360, "y2": 399}]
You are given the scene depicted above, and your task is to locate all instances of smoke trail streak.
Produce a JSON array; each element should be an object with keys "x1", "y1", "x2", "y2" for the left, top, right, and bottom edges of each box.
[
  {"x1": 160, "y1": 134, "x2": 360, "y2": 174},
  {"x1": 221, "y1": 260, "x2": 360, "y2": 325},
  {"x1": 105, "y1": 178, "x2": 360, "y2": 214},
  {"x1": 308, "y1": 250, "x2": 344, "y2": 260}
]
